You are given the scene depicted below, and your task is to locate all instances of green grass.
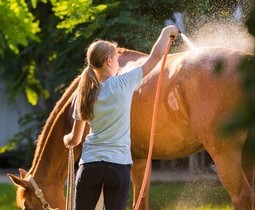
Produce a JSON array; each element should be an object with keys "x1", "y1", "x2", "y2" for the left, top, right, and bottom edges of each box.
[
  {"x1": 0, "y1": 184, "x2": 19, "y2": 210},
  {"x1": 127, "y1": 181, "x2": 233, "y2": 210},
  {"x1": 1, "y1": 181, "x2": 232, "y2": 210}
]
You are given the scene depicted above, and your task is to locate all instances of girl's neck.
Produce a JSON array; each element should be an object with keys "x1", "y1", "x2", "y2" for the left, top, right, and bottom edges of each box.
[{"x1": 94, "y1": 68, "x2": 113, "y2": 83}]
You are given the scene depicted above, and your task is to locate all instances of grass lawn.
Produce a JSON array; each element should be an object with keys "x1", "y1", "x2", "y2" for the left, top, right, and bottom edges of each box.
[
  {"x1": 0, "y1": 183, "x2": 19, "y2": 210},
  {"x1": 1, "y1": 181, "x2": 232, "y2": 210},
  {"x1": 129, "y1": 181, "x2": 233, "y2": 210}
]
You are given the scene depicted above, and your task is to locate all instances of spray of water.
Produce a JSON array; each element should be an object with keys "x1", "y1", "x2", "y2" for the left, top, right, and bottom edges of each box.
[
  {"x1": 177, "y1": 21, "x2": 254, "y2": 54},
  {"x1": 180, "y1": 33, "x2": 196, "y2": 49},
  {"x1": 190, "y1": 21, "x2": 254, "y2": 53},
  {"x1": 173, "y1": 0, "x2": 255, "y2": 53}
]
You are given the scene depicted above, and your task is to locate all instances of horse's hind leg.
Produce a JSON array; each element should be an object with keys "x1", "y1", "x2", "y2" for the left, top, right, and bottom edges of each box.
[
  {"x1": 242, "y1": 131, "x2": 255, "y2": 209},
  {"x1": 243, "y1": 162, "x2": 255, "y2": 210},
  {"x1": 131, "y1": 159, "x2": 151, "y2": 210},
  {"x1": 203, "y1": 132, "x2": 253, "y2": 210}
]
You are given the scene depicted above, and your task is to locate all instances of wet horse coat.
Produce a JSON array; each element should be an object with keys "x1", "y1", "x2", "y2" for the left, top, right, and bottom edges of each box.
[{"x1": 8, "y1": 46, "x2": 254, "y2": 210}]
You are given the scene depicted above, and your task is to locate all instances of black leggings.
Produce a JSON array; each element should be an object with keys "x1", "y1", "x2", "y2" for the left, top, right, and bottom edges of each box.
[{"x1": 75, "y1": 162, "x2": 131, "y2": 210}]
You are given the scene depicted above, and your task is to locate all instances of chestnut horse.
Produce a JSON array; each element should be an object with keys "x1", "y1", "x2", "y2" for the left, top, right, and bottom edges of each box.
[{"x1": 8, "y1": 46, "x2": 254, "y2": 210}]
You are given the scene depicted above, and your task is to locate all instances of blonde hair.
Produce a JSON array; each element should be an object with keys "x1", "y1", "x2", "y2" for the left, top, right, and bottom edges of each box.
[{"x1": 77, "y1": 40, "x2": 117, "y2": 121}]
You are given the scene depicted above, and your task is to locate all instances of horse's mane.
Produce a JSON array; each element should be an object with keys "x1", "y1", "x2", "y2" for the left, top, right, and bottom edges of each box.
[{"x1": 29, "y1": 75, "x2": 81, "y2": 172}]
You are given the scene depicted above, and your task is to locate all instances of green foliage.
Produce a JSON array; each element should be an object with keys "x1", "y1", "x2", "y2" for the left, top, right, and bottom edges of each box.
[
  {"x1": 30, "y1": 0, "x2": 47, "y2": 8},
  {"x1": 0, "y1": 139, "x2": 16, "y2": 154},
  {"x1": 247, "y1": 6, "x2": 255, "y2": 36},
  {"x1": 99, "y1": 0, "x2": 176, "y2": 52},
  {"x1": 5, "y1": 59, "x2": 50, "y2": 105},
  {"x1": 51, "y1": 0, "x2": 108, "y2": 32},
  {"x1": 0, "y1": 0, "x2": 40, "y2": 55}
]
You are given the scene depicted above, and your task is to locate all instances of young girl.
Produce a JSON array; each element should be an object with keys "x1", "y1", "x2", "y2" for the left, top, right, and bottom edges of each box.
[{"x1": 63, "y1": 25, "x2": 179, "y2": 210}]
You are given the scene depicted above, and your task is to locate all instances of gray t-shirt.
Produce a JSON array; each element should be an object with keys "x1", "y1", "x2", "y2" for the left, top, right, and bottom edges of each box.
[{"x1": 73, "y1": 66, "x2": 143, "y2": 165}]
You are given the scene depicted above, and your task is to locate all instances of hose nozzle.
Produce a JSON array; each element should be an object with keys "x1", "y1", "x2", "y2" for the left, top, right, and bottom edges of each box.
[
  {"x1": 170, "y1": 28, "x2": 181, "y2": 41},
  {"x1": 170, "y1": 34, "x2": 176, "y2": 41}
]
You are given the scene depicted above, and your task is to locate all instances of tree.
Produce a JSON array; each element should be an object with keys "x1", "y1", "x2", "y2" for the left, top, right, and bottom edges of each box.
[{"x1": 0, "y1": 0, "x2": 40, "y2": 55}]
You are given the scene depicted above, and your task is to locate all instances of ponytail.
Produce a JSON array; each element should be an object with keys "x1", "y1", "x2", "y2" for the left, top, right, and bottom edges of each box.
[
  {"x1": 76, "y1": 39, "x2": 117, "y2": 121},
  {"x1": 77, "y1": 65, "x2": 100, "y2": 121}
]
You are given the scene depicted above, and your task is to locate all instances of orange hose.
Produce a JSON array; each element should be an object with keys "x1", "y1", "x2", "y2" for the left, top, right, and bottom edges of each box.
[{"x1": 134, "y1": 38, "x2": 172, "y2": 210}]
